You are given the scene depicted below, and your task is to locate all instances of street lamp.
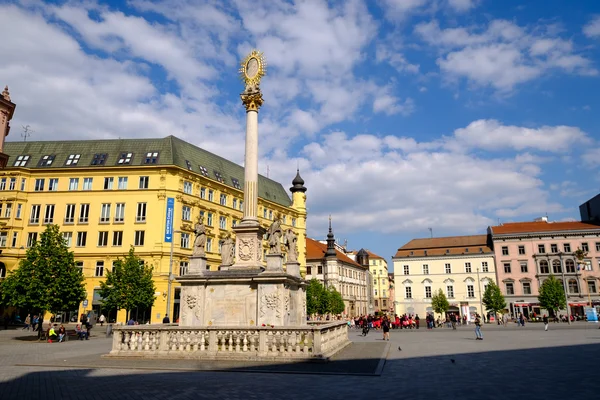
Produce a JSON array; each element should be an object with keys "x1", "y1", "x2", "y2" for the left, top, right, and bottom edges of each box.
[
  {"x1": 167, "y1": 230, "x2": 184, "y2": 321},
  {"x1": 558, "y1": 252, "x2": 571, "y2": 325}
]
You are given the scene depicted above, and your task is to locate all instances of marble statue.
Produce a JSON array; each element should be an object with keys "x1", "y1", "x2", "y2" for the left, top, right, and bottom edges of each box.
[
  {"x1": 266, "y1": 216, "x2": 283, "y2": 255},
  {"x1": 192, "y1": 216, "x2": 207, "y2": 257},
  {"x1": 220, "y1": 233, "x2": 235, "y2": 266},
  {"x1": 284, "y1": 229, "x2": 298, "y2": 263}
]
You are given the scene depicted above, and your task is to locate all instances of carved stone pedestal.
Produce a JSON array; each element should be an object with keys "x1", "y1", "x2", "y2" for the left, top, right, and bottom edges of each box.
[
  {"x1": 285, "y1": 262, "x2": 301, "y2": 278},
  {"x1": 231, "y1": 221, "x2": 266, "y2": 270},
  {"x1": 187, "y1": 256, "x2": 207, "y2": 275},
  {"x1": 265, "y1": 254, "x2": 284, "y2": 273}
]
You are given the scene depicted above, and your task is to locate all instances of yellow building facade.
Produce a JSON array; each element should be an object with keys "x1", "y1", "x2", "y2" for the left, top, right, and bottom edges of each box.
[
  {"x1": 368, "y1": 251, "x2": 390, "y2": 313},
  {"x1": 393, "y1": 235, "x2": 497, "y2": 321},
  {"x1": 0, "y1": 136, "x2": 307, "y2": 323}
]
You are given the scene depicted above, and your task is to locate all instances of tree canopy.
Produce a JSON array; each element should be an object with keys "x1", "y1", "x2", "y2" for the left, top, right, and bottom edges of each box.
[
  {"x1": 482, "y1": 281, "x2": 507, "y2": 314},
  {"x1": 306, "y1": 278, "x2": 345, "y2": 316},
  {"x1": 538, "y1": 275, "x2": 566, "y2": 315},
  {"x1": 431, "y1": 289, "x2": 450, "y2": 314},
  {"x1": 98, "y1": 247, "x2": 156, "y2": 320},
  {"x1": 0, "y1": 224, "x2": 86, "y2": 315}
]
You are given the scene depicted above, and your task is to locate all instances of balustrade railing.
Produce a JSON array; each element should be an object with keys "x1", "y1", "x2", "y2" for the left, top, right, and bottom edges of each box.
[{"x1": 110, "y1": 321, "x2": 349, "y2": 361}]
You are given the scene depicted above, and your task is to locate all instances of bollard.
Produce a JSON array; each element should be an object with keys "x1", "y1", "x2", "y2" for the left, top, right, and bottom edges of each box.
[{"x1": 106, "y1": 323, "x2": 113, "y2": 338}]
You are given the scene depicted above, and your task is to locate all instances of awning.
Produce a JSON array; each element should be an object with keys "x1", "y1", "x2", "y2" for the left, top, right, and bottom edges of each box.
[{"x1": 569, "y1": 302, "x2": 588, "y2": 306}]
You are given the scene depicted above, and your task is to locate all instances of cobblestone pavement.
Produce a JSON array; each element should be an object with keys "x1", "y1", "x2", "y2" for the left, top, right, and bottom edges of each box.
[{"x1": 0, "y1": 322, "x2": 598, "y2": 400}]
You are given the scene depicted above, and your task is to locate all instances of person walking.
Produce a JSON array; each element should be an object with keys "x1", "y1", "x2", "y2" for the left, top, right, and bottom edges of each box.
[
  {"x1": 543, "y1": 314, "x2": 549, "y2": 331},
  {"x1": 23, "y1": 314, "x2": 31, "y2": 331},
  {"x1": 99, "y1": 314, "x2": 106, "y2": 327},
  {"x1": 382, "y1": 317, "x2": 390, "y2": 341},
  {"x1": 474, "y1": 314, "x2": 483, "y2": 340}
]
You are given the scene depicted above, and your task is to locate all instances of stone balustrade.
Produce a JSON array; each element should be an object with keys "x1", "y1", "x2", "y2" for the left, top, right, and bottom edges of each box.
[{"x1": 108, "y1": 321, "x2": 349, "y2": 361}]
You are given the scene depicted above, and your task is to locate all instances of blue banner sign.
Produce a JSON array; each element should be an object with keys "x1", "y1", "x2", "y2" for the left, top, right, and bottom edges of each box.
[
  {"x1": 585, "y1": 307, "x2": 598, "y2": 322},
  {"x1": 164, "y1": 197, "x2": 174, "y2": 243}
]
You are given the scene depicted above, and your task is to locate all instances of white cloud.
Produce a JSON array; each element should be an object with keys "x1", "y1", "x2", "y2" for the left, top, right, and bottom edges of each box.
[
  {"x1": 376, "y1": 45, "x2": 420, "y2": 74},
  {"x1": 447, "y1": 0, "x2": 479, "y2": 12},
  {"x1": 583, "y1": 15, "x2": 600, "y2": 38}
]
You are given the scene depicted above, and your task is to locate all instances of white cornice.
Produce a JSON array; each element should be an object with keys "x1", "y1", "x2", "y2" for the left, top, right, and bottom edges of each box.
[{"x1": 393, "y1": 254, "x2": 494, "y2": 262}]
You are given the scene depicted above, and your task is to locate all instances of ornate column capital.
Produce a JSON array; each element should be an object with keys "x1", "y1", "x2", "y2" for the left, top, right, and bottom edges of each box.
[{"x1": 241, "y1": 88, "x2": 263, "y2": 112}]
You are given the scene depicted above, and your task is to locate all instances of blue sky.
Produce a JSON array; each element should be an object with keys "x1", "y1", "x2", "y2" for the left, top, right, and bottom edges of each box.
[{"x1": 2, "y1": 0, "x2": 600, "y2": 269}]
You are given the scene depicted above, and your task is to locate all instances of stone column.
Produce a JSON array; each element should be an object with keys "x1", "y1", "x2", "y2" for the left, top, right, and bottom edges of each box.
[{"x1": 0, "y1": 86, "x2": 16, "y2": 169}]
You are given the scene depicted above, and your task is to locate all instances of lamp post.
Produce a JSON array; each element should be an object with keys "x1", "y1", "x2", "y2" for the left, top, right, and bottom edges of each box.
[
  {"x1": 166, "y1": 230, "x2": 184, "y2": 321},
  {"x1": 558, "y1": 252, "x2": 571, "y2": 325},
  {"x1": 476, "y1": 267, "x2": 484, "y2": 320}
]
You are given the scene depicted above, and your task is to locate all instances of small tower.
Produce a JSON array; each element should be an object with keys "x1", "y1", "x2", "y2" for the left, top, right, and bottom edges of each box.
[
  {"x1": 356, "y1": 248, "x2": 369, "y2": 268},
  {"x1": 0, "y1": 86, "x2": 16, "y2": 168},
  {"x1": 325, "y1": 216, "x2": 336, "y2": 258},
  {"x1": 290, "y1": 169, "x2": 307, "y2": 274},
  {"x1": 324, "y1": 216, "x2": 339, "y2": 289}
]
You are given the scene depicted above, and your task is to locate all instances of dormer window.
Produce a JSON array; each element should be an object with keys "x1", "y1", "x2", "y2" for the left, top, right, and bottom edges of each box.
[
  {"x1": 231, "y1": 178, "x2": 241, "y2": 189},
  {"x1": 199, "y1": 166, "x2": 208, "y2": 177},
  {"x1": 144, "y1": 152, "x2": 159, "y2": 164},
  {"x1": 65, "y1": 154, "x2": 81, "y2": 166},
  {"x1": 38, "y1": 155, "x2": 56, "y2": 167},
  {"x1": 214, "y1": 170, "x2": 224, "y2": 183},
  {"x1": 13, "y1": 155, "x2": 30, "y2": 167},
  {"x1": 91, "y1": 153, "x2": 107, "y2": 165},
  {"x1": 185, "y1": 160, "x2": 193, "y2": 170},
  {"x1": 117, "y1": 153, "x2": 133, "y2": 164}
]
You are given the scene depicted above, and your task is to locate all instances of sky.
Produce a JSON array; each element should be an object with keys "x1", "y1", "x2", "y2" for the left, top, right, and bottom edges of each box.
[{"x1": 2, "y1": 0, "x2": 600, "y2": 270}]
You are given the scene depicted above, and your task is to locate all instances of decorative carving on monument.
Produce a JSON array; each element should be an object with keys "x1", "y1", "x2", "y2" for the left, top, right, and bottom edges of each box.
[
  {"x1": 185, "y1": 293, "x2": 197, "y2": 309},
  {"x1": 192, "y1": 215, "x2": 207, "y2": 257},
  {"x1": 238, "y1": 238, "x2": 253, "y2": 261},
  {"x1": 220, "y1": 233, "x2": 235, "y2": 266},
  {"x1": 265, "y1": 215, "x2": 283, "y2": 255},
  {"x1": 284, "y1": 229, "x2": 298, "y2": 262},
  {"x1": 260, "y1": 292, "x2": 281, "y2": 318},
  {"x1": 241, "y1": 91, "x2": 264, "y2": 112},
  {"x1": 284, "y1": 295, "x2": 290, "y2": 312},
  {"x1": 157, "y1": 192, "x2": 166, "y2": 200},
  {"x1": 176, "y1": 194, "x2": 183, "y2": 201}
]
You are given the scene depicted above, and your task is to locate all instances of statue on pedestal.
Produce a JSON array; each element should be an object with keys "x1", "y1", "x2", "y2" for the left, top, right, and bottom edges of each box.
[
  {"x1": 266, "y1": 215, "x2": 282, "y2": 255},
  {"x1": 192, "y1": 215, "x2": 207, "y2": 257},
  {"x1": 284, "y1": 229, "x2": 298, "y2": 263},
  {"x1": 220, "y1": 233, "x2": 235, "y2": 266}
]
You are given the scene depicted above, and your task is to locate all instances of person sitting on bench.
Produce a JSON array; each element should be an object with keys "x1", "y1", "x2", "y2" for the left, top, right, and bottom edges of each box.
[
  {"x1": 76, "y1": 324, "x2": 88, "y2": 340},
  {"x1": 48, "y1": 325, "x2": 58, "y2": 343},
  {"x1": 58, "y1": 324, "x2": 67, "y2": 342}
]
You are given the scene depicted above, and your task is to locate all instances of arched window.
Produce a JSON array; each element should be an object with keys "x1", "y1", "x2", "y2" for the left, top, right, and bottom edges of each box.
[
  {"x1": 552, "y1": 260, "x2": 562, "y2": 274},
  {"x1": 539, "y1": 260, "x2": 549, "y2": 274},
  {"x1": 565, "y1": 259, "x2": 575, "y2": 273},
  {"x1": 568, "y1": 279, "x2": 579, "y2": 294}
]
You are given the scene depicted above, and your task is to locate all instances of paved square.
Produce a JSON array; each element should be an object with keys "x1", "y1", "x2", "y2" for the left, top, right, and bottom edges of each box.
[{"x1": 0, "y1": 322, "x2": 598, "y2": 400}]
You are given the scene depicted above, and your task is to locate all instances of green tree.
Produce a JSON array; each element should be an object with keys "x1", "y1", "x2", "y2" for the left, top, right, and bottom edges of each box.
[
  {"x1": 99, "y1": 247, "x2": 156, "y2": 321},
  {"x1": 482, "y1": 281, "x2": 507, "y2": 315},
  {"x1": 0, "y1": 224, "x2": 86, "y2": 318},
  {"x1": 327, "y1": 287, "x2": 345, "y2": 315},
  {"x1": 306, "y1": 278, "x2": 326, "y2": 315},
  {"x1": 431, "y1": 289, "x2": 450, "y2": 315},
  {"x1": 538, "y1": 275, "x2": 566, "y2": 316}
]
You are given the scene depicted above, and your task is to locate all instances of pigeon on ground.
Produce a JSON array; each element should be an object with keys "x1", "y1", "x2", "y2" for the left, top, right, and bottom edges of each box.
[
  {"x1": 450, "y1": 359, "x2": 455, "y2": 363},
  {"x1": 398, "y1": 346, "x2": 402, "y2": 351}
]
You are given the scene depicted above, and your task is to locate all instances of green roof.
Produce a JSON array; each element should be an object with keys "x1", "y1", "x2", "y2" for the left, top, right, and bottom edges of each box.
[{"x1": 3, "y1": 136, "x2": 292, "y2": 207}]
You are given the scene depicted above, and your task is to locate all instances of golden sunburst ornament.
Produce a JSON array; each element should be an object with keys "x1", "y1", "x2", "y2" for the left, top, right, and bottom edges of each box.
[{"x1": 239, "y1": 50, "x2": 267, "y2": 87}]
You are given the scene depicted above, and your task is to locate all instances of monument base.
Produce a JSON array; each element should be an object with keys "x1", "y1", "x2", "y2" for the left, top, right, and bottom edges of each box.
[
  {"x1": 230, "y1": 221, "x2": 266, "y2": 270},
  {"x1": 265, "y1": 253, "x2": 284, "y2": 273},
  {"x1": 187, "y1": 256, "x2": 207, "y2": 275},
  {"x1": 285, "y1": 261, "x2": 301, "y2": 278}
]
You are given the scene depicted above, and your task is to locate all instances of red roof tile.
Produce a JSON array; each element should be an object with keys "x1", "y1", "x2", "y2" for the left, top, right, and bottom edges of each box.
[
  {"x1": 491, "y1": 221, "x2": 600, "y2": 235},
  {"x1": 394, "y1": 235, "x2": 492, "y2": 258},
  {"x1": 306, "y1": 238, "x2": 363, "y2": 267}
]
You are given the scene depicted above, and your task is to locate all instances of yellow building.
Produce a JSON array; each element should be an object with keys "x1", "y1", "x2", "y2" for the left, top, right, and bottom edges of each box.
[
  {"x1": 0, "y1": 136, "x2": 307, "y2": 323},
  {"x1": 347, "y1": 249, "x2": 389, "y2": 313},
  {"x1": 393, "y1": 235, "x2": 497, "y2": 321}
]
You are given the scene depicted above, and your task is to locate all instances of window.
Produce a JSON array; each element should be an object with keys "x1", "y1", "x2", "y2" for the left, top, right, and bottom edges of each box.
[
  {"x1": 383, "y1": 300, "x2": 387, "y2": 307},
  {"x1": 584, "y1": 260, "x2": 592, "y2": 271},
  {"x1": 48, "y1": 178, "x2": 58, "y2": 191},
  {"x1": 91, "y1": 154, "x2": 107, "y2": 165},
  {"x1": 232, "y1": 178, "x2": 241, "y2": 189},
  {"x1": 505, "y1": 282, "x2": 514, "y2": 295},
  {"x1": 118, "y1": 177, "x2": 128, "y2": 190},
  {"x1": 30, "y1": 205, "x2": 41, "y2": 224},
  {"x1": 34, "y1": 179, "x2": 45, "y2": 191},
  {"x1": 425, "y1": 286, "x2": 432, "y2": 298},
  {"x1": 75, "y1": 261, "x2": 84, "y2": 274},
  {"x1": 467, "y1": 285, "x2": 475, "y2": 298},
  {"x1": 83, "y1": 178, "x2": 93, "y2": 190},
  {"x1": 199, "y1": 166, "x2": 208, "y2": 177},
  {"x1": 405, "y1": 287, "x2": 412, "y2": 299},
  {"x1": 596, "y1": 242, "x2": 600, "y2": 252},
  {"x1": 568, "y1": 279, "x2": 579, "y2": 294},
  {"x1": 181, "y1": 233, "x2": 190, "y2": 248},
  {"x1": 520, "y1": 262, "x2": 528, "y2": 273},
  {"x1": 269, "y1": 210, "x2": 273, "y2": 220},
  {"x1": 117, "y1": 152, "x2": 133, "y2": 164},
  {"x1": 79, "y1": 204, "x2": 90, "y2": 223},
  {"x1": 552, "y1": 260, "x2": 562, "y2": 274},
  {"x1": 76, "y1": 232, "x2": 87, "y2": 247},
  {"x1": 550, "y1": 243, "x2": 559, "y2": 253},
  {"x1": 422, "y1": 264, "x2": 429, "y2": 274},
  {"x1": 206, "y1": 237, "x2": 212, "y2": 252},
  {"x1": 207, "y1": 213, "x2": 213, "y2": 226},
  {"x1": 4, "y1": 203, "x2": 12, "y2": 218},
  {"x1": 445, "y1": 263, "x2": 451, "y2": 274},
  {"x1": 98, "y1": 231, "x2": 108, "y2": 247},
  {"x1": 95, "y1": 261, "x2": 104, "y2": 277},
  {"x1": 233, "y1": 198, "x2": 238, "y2": 209},
  {"x1": 447, "y1": 285, "x2": 454, "y2": 298},
  {"x1": 182, "y1": 206, "x2": 191, "y2": 221},
  {"x1": 8, "y1": 178, "x2": 15, "y2": 190},
  {"x1": 465, "y1": 262, "x2": 472, "y2": 273},
  {"x1": 113, "y1": 231, "x2": 123, "y2": 246},
  {"x1": 139, "y1": 176, "x2": 149, "y2": 189},
  {"x1": 220, "y1": 194, "x2": 227, "y2": 206},
  {"x1": 0, "y1": 179, "x2": 6, "y2": 191},
  {"x1": 134, "y1": 231, "x2": 145, "y2": 246},
  {"x1": 588, "y1": 281, "x2": 597, "y2": 294},
  {"x1": 100, "y1": 204, "x2": 111, "y2": 223},
  {"x1": 44, "y1": 204, "x2": 55, "y2": 224},
  {"x1": 11, "y1": 232, "x2": 18, "y2": 247},
  {"x1": 306, "y1": 266, "x2": 312, "y2": 275},
  {"x1": 13, "y1": 155, "x2": 30, "y2": 167},
  {"x1": 214, "y1": 170, "x2": 224, "y2": 182},
  {"x1": 27, "y1": 232, "x2": 38, "y2": 247},
  {"x1": 16, "y1": 204, "x2": 22, "y2": 219},
  {"x1": 582, "y1": 243, "x2": 589, "y2": 252},
  {"x1": 208, "y1": 190, "x2": 214, "y2": 202},
  {"x1": 200, "y1": 188, "x2": 206, "y2": 199},
  {"x1": 20, "y1": 178, "x2": 25, "y2": 191},
  {"x1": 292, "y1": 218, "x2": 296, "y2": 227},
  {"x1": 65, "y1": 154, "x2": 80, "y2": 166},
  {"x1": 522, "y1": 282, "x2": 531, "y2": 295},
  {"x1": 240, "y1": 201, "x2": 244, "y2": 211},
  {"x1": 263, "y1": 208, "x2": 267, "y2": 218},
  {"x1": 183, "y1": 181, "x2": 192, "y2": 194},
  {"x1": 518, "y1": 245, "x2": 525, "y2": 255},
  {"x1": 538, "y1": 244, "x2": 545, "y2": 254},
  {"x1": 219, "y1": 216, "x2": 226, "y2": 229},
  {"x1": 0, "y1": 232, "x2": 6, "y2": 247},
  {"x1": 179, "y1": 261, "x2": 189, "y2": 276},
  {"x1": 565, "y1": 259, "x2": 575, "y2": 273},
  {"x1": 185, "y1": 160, "x2": 193, "y2": 170},
  {"x1": 69, "y1": 178, "x2": 79, "y2": 191},
  {"x1": 564, "y1": 243, "x2": 571, "y2": 252},
  {"x1": 403, "y1": 265, "x2": 410, "y2": 275},
  {"x1": 144, "y1": 152, "x2": 159, "y2": 164},
  {"x1": 114, "y1": 203, "x2": 125, "y2": 223},
  {"x1": 38, "y1": 155, "x2": 55, "y2": 166},
  {"x1": 501, "y1": 246, "x2": 509, "y2": 255},
  {"x1": 104, "y1": 177, "x2": 114, "y2": 190},
  {"x1": 539, "y1": 260, "x2": 549, "y2": 274},
  {"x1": 136, "y1": 203, "x2": 147, "y2": 222},
  {"x1": 503, "y1": 263, "x2": 511, "y2": 273}
]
